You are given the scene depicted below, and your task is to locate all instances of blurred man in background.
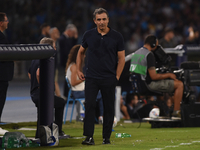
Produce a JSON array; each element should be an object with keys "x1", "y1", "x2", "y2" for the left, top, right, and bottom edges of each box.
[
  {"x1": 49, "y1": 27, "x2": 61, "y2": 97},
  {"x1": 58, "y1": 24, "x2": 78, "y2": 98},
  {"x1": 159, "y1": 28, "x2": 178, "y2": 67},
  {"x1": 58, "y1": 24, "x2": 78, "y2": 68},
  {"x1": 38, "y1": 23, "x2": 50, "y2": 42},
  {"x1": 0, "y1": 12, "x2": 14, "y2": 124},
  {"x1": 159, "y1": 28, "x2": 176, "y2": 48}
]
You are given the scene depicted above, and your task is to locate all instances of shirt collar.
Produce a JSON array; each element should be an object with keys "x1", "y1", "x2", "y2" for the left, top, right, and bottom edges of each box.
[
  {"x1": 63, "y1": 33, "x2": 69, "y2": 38},
  {"x1": 95, "y1": 26, "x2": 112, "y2": 36},
  {"x1": 142, "y1": 46, "x2": 149, "y2": 51}
]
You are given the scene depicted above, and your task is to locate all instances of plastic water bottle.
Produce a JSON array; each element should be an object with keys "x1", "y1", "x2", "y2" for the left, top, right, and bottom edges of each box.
[
  {"x1": 2, "y1": 132, "x2": 40, "y2": 148},
  {"x1": 27, "y1": 140, "x2": 40, "y2": 147},
  {"x1": 80, "y1": 112, "x2": 85, "y2": 121},
  {"x1": 115, "y1": 133, "x2": 131, "y2": 138},
  {"x1": 5, "y1": 137, "x2": 19, "y2": 148}
]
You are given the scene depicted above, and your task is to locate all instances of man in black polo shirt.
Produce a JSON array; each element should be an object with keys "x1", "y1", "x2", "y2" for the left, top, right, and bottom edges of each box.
[{"x1": 76, "y1": 8, "x2": 125, "y2": 145}]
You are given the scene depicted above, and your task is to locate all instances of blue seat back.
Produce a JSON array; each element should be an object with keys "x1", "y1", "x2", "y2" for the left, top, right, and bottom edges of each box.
[
  {"x1": 65, "y1": 76, "x2": 73, "y2": 99},
  {"x1": 64, "y1": 76, "x2": 85, "y2": 123}
]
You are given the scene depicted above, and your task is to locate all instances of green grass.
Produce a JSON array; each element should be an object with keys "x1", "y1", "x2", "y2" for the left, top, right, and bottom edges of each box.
[{"x1": 1, "y1": 121, "x2": 200, "y2": 150}]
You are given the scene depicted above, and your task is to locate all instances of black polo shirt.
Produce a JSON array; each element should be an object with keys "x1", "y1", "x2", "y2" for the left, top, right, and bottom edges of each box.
[
  {"x1": 0, "y1": 31, "x2": 14, "y2": 81},
  {"x1": 82, "y1": 27, "x2": 124, "y2": 79}
]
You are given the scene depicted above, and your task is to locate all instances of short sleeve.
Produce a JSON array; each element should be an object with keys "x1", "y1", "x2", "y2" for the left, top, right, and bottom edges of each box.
[
  {"x1": 117, "y1": 33, "x2": 125, "y2": 51},
  {"x1": 81, "y1": 32, "x2": 88, "y2": 49},
  {"x1": 147, "y1": 52, "x2": 156, "y2": 69}
]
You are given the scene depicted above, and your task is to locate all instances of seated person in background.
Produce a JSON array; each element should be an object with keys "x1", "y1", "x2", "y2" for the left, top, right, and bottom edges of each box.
[
  {"x1": 153, "y1": 94, "x2": 173, "y2": 117},
  {"x1": 130, "y1": 35, "x2": 183, "y2": 117},
  {"x1": 28, "y1": 37, "x2": 67, "y2": 138},
  {"x1": 65, "y1": 45, "x2": 103, "y2": 123},
  {"x1": 120, "y1": 95, "x2": 130, "y2": 119},
  {"x1": 126, "y1": 93, "x2": 142, "y2": 118},
  {"x1": 146, "y1": 96, "x2": 155, "y2": 101},
  {"x1": 120, "y1": 93, "x2": 154, "y2": 119},
  {"x1": 65, "y1": 45, "x2": 85, "y2": 99},
  {"x1": 164, "y1": 94, "x2": 173, "y2": 116}
]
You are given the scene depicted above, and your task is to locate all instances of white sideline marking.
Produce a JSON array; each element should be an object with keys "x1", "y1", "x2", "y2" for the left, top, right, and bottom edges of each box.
[
  {"x1": 165, "y1": 146, "x2": 179, "y2": 148},
  {"x1": 192, "y1": 141, "x2": 200, "y2": 143},
  {"x1": 150, "y1": 141, "x2": 200, "y2": 150},
  {"x1": 158, "y1": 131, "x2": 188, "y2": 133},
  {"x1": 18, "y1": 127, "x2": 36, "y2": 131},
  {"x1": 179, "y1": 143, "x2": 191, "y2": 145}
]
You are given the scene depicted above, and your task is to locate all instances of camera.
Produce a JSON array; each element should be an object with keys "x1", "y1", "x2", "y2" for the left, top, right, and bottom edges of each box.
[
  {"x1": 153, "y1": 45, "x2": 198, "y2": 104},
  {"x1": 153, "y1": 45, "x2": 172, "y2": 67}
]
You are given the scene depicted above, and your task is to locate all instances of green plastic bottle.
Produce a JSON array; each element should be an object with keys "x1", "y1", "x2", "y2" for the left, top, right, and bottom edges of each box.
[
  {"x1": 2, "y1": 132, "x2": 40, "y2": 148},
  {"x1": 6, "y1": 137, "x2": 19, "y2": 148},
  {"x1": 115, "y1": 133, "x2": 131, "y2": 138}
]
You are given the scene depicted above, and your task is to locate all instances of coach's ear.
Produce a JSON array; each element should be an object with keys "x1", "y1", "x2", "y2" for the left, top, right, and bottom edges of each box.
[
  {"x1": 93, "y1": 18, "x2": 98, "y2": 26},
  {"x1": 93, "y1": 19, "x2": 96, "y2": 25}
]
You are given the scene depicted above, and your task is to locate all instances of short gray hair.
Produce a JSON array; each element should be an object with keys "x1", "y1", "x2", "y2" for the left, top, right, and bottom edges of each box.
[
  {"x1": 93, "y1": 8, "x2": 109, "y2": 19},
  {"x1": 65, "y1": 24, "x2": 76, "y2": 31},
  {"x1": 49, "y1": 27, "x2": 58, "y2": 35}
]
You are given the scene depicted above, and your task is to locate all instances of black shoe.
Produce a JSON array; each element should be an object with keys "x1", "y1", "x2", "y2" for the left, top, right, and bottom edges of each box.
[
  {"x1": 59, "y1": 131, "x2": 70, "y2": 138},
  {"x1": 82, "y1": 136, "x2": 95, "y2": 145},
  {"x1": 102, "y1": 138, "x2": 111, "y2": 144}
]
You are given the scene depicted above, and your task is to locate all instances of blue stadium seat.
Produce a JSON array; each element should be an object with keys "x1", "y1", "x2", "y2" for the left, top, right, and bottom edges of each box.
[{"x1": 63, "y1": 76, "x2": 85, "y2": 124}]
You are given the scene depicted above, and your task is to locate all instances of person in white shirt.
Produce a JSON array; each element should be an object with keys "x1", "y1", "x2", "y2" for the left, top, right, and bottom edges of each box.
[{"x1": 66, "y1": 45, "x2": 85, "y2": 98}]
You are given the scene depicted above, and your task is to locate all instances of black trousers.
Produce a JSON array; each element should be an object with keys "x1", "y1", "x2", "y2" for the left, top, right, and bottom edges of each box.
[
  {"x1": 31, "y1": 89, "x2": 66, "y2": 138},
  {"x1": 84, "y1": 77, "x2": 117, "y2": 139},
  {"x1": 0, "y1": 81, "x2": 8, "y2": 121}
]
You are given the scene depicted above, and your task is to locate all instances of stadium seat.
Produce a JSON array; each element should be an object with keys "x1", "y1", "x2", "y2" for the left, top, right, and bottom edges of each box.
[{"x1": 63, "y1": 76, "x2": 85, "y2": 124}]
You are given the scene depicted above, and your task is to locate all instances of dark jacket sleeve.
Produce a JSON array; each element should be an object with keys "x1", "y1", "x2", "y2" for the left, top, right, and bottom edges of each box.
[{"x1": 0, "y1": 31, "x2": 14, "y2": 81}]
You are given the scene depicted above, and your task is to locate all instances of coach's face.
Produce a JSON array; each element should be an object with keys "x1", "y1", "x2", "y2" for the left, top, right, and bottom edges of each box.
[{"x1": 94, "y1": 13, "x2": 109, "y2": 31}]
